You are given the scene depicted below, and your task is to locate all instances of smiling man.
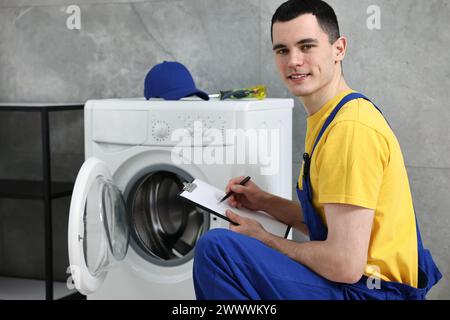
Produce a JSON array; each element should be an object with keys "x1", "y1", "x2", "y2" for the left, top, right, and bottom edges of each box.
[{"x1": 192, "y1": 0, "x2": 441, "y2": 300}]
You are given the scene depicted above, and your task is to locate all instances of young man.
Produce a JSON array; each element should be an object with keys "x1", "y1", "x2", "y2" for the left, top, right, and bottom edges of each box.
[{"x1": 192, "y1": 0, "x2": 441, "y2": 300}]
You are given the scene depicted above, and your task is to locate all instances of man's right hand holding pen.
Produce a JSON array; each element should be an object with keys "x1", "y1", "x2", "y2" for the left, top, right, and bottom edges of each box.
[
  {"x1": 225, "y1": 176, "x2": 309, "y2": 236},
  {"x1": 225, "y1": 176, "x2": 268, "y2": 211}
]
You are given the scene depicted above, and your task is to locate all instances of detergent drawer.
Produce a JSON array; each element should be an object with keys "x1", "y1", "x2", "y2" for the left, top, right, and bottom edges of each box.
[{"x1": 91, "y1": 109, "x2": 148, "y2": 145}]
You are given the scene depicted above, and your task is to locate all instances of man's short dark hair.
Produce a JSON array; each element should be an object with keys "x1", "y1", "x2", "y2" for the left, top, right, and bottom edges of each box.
[{"x1": 271, "y1": 0, "x2": 340, "y2": 44}]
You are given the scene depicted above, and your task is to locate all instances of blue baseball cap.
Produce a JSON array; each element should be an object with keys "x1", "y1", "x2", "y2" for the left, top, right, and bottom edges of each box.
[{"x1": 144, "y1": 61, "x2": 209, "y2": 100}]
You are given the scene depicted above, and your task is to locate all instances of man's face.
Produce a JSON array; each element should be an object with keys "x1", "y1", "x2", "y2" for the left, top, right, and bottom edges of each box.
[{"x1": 272, "y1": 14, "x2": 339, "y2": 97}]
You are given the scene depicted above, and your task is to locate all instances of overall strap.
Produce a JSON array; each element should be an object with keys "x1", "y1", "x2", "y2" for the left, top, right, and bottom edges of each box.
[
  {"x1": 310, "y1": 92, "x2": 382, "y2": 157},
  {"x1": 302, "y1": 92, "x2": 380, "y2": 183}
]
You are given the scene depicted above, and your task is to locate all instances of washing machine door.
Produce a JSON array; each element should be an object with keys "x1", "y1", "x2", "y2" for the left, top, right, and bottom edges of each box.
[{"x1": 68, "y1": 157, "x2": 130, "y2": 295}]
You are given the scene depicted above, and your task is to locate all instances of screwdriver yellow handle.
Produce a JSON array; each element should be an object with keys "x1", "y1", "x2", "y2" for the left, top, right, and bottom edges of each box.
[{"x1": 246, "y1": 85, "x2": 267, "y2": 100}]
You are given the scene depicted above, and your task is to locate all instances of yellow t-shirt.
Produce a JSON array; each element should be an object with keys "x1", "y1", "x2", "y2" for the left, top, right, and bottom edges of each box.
[{"x1": 297, "y1": 89, "x2": 418, "y2": 287}]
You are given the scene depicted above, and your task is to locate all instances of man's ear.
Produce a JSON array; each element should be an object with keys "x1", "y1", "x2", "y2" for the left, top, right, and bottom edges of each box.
[{"x1": 333, "y1": 36, "x2": 347, "y2": 63}]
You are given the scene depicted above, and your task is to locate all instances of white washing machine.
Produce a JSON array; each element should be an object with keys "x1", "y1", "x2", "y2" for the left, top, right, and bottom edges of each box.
[{"x1": 67, "y1": 97, "x2": 293, "y2": 299}]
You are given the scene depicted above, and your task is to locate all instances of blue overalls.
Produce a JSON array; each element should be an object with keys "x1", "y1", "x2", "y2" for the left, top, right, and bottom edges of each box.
[{"x1": 193, "y1": 93, "x2": 442, "y2": 300}]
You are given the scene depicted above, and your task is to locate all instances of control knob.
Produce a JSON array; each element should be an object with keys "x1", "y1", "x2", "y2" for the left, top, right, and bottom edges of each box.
[{"x1": 152, "y1": 122, "x2": 170, "y2": 140}]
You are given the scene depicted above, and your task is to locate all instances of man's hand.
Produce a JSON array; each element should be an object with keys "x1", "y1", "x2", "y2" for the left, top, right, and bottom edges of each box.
[
  {"x1": 225, "y1": 176, "x2": 309, "y2": 235},
  {"x1": 226, "y1": 209, "x2": 270, "y2": 242},
  {"x1": 225, "y1": 176, "x2": 269, "y2": 211}
]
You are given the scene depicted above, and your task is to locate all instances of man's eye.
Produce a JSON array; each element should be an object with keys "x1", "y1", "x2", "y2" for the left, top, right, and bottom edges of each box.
[
  {"x1": 301, "y1": 45, "x2": 314, "y2": 51},
  {"x1": 276, "y1": 49, "x2": 288, "y2": 55}
]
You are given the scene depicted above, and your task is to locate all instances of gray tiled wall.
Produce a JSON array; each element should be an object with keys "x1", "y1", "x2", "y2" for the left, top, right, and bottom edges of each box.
[{"x1": 0, "y1": 0, "x2": 448, "y2": 298}]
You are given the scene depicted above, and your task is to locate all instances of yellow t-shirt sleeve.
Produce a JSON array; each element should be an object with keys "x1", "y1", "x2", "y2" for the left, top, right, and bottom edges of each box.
[{"x1": 315, "y1": 120, "x2": 390, "y2": 209}]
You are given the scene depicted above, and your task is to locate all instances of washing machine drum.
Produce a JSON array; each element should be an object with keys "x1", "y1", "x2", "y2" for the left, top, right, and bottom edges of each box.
[{"x1": 129, "y1": 171, "x2": 208, "y2": 264}]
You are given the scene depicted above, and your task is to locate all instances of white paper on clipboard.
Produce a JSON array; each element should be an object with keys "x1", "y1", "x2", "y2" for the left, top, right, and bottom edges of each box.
[{"x1": 178, "y1": 178, "x2": 290, "y2": 238}]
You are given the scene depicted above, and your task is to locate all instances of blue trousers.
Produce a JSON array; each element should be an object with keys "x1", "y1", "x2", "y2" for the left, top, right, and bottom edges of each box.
[{"x1": 193, "y1": 228, "x2": 394, "y2": 300}]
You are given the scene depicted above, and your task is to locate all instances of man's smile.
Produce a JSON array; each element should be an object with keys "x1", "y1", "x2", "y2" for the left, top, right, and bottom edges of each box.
[{"x1": 287, "y1": 72, "x2": 311, "y2": 82}]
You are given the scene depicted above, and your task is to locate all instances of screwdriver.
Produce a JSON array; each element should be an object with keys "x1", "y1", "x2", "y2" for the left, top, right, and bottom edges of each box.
[{"x1": 209, "y1": 85, "x2": 267, "y2": 100}]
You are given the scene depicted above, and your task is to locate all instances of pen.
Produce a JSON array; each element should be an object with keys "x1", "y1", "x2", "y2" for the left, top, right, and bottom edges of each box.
[{"x1": 219, "y1": 176, "x2": 251, "y2": 204}]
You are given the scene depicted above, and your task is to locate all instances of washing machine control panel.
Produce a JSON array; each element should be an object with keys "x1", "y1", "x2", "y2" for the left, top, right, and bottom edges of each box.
[{"x1": 148, "y1": 111, "x2": 234, "y2": 146}]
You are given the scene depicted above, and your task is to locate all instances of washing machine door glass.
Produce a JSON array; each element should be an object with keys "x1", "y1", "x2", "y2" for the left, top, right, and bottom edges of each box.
[
  {"x1": 96, "y1": 176, "x2": 129, "y2": 266},
  {"x1": 68, "y1": 157, "x2": 130, "y2": 294},
  {"x1": 130, "y1": 170, "x2": 208, "y2": 265}
]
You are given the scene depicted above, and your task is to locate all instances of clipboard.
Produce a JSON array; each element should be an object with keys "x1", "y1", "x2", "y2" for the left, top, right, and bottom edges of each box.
[{"x1": 178, "y1": 179, "x2": 291, "y2": 239}]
